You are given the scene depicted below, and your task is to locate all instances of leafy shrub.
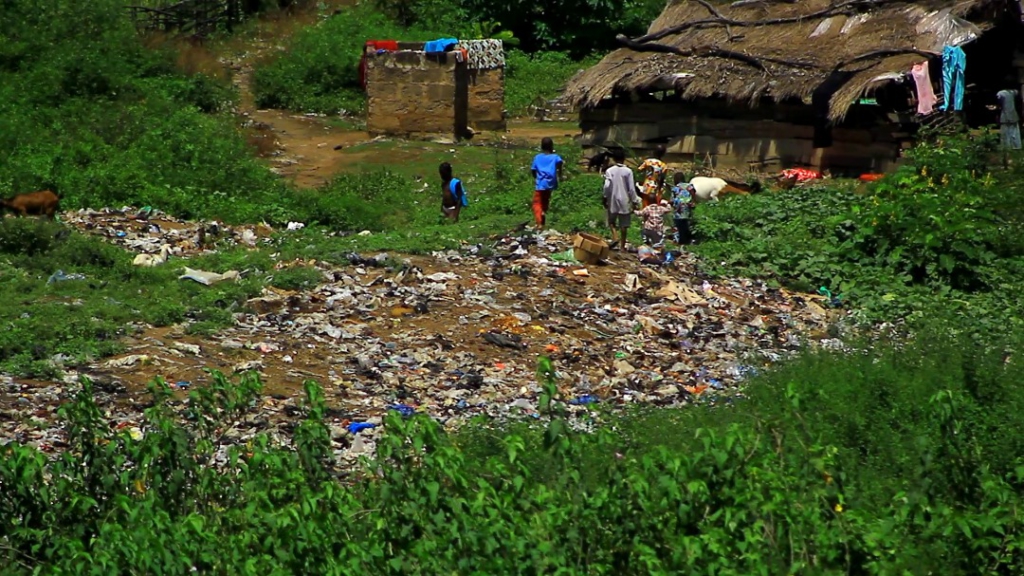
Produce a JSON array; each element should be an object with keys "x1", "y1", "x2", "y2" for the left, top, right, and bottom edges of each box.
[
  {"x1": 694, "y1": 132, "x2": 1024, "y2": 335},
  {"x1": 5, "y1": 335, "x2": 1024, "y2": 573},
  {"x1": 374, "y1": 0, "x2": 468, "y2": 31},
  {"x1": 847, "y1": 132, "x2": 1013, "y2": 291},
  {"x1": 252, "y1": 7, "x2": 439, "y2": 114},
  {"x1": 504, "y1": 50, "x2": 598, "y2": 115}
]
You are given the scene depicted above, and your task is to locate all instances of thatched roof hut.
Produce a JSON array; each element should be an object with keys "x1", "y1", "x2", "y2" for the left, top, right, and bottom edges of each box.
[{"x1": 564, "y1": 0, "x2": 1017, "y2": 121}]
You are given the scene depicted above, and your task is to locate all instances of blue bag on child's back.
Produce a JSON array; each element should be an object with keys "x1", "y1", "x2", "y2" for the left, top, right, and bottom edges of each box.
[{"x1": 450, "y1": 178, "x2": 469, "y2": 207}]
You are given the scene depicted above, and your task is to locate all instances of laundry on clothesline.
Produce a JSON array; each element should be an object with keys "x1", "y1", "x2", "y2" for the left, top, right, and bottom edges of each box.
[
  {"x1": 424, "y1": 38, "x2": 459, "y2": 53},
  {"x1": 940, "y1": 45, "x2": 966, "y2": 112},
  {"x1": 911, "y1": 61, "x2": 937, "y2": 115},
  {"x1": 458, "y1": 39, "x2": 505, "y2": 70}
]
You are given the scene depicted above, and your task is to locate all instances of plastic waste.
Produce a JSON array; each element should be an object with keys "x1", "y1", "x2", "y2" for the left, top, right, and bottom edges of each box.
[
  {"x1": 46, "y1": 270, "x2": 86, "y2": 285},
  {"x1": 347, "y1": 422, "x2": 376, "y2": 434},
  {"x1": 550, "y1": 249, "x2": 578, "y2": 263},
  {"x1": 568, "y1": 395, "x2": 599, "y2": 405},
  {"x1": 179, "y1": 267, "x2": 240, "y2": 286},
  {"x1": 388, "y1": 404, "x2": 416, "y2": 418}
]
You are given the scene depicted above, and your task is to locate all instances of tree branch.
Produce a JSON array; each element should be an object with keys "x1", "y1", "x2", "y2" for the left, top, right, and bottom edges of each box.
[
  {"x1": 633, "y1": 0, "x2": 890, "y2": 44},
  {"x1": 615, "y1": 34, "x2": 816, "y2": 72}
]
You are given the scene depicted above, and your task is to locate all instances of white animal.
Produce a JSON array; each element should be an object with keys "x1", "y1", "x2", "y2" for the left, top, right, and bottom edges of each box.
[
  {"x1": 133, "y1": 244, "x2": 172, "y2": 267},
  {"x1": 689, "y1": 177, "x2": 752, "y2": 203}
]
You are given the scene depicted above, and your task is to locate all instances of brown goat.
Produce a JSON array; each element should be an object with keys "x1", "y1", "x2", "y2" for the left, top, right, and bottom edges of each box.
[{"x1": 0, "y1": 190, "x2": 60, "y2": 219}]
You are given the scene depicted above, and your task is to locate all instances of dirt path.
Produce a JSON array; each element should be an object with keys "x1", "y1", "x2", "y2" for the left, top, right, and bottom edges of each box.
[
  {"x1": 223, "y1": 39, "x2": 580, "y2": 189},
  {"x1": 226, "y1": 53, "x2": 371, "y2": 188}
]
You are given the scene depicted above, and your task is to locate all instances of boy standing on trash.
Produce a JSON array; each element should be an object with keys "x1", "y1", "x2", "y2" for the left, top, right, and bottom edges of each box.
[
  {"x1": 603, "y1": 149, "x2": 638, "y2": 251},
  {"x1": 530, "y1": 137, "x2": 564, "y2": 229},
  {"x1": 670, "y1": 172, "x2": 696, "y2": 245},
  {"x1": 635, "y1": 198, "x2": 672, "y2": 248},
  {"x1": 637, "y1": 144, "x2": 671, "y2": 207}
]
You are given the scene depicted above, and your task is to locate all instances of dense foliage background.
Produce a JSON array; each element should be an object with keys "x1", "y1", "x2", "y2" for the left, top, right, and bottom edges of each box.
[{"x1": 373, "y1": 0, "x2": 665, "y2": 56}]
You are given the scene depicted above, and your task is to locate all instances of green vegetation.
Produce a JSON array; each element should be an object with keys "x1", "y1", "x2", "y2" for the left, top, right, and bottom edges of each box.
[
  {"x1": 505, "y1": 50, "x2": 599, "y2": 116},
  {"x1": 0, "y1": 219, "x2": 266, "y2": 378},
  {"x1": 693, "y1": 132, "x2": 1024, "y2": 339},
  {"x1": 251, "y1": 0, "x2": 615, "y2": 116},
  {"x1": 0, "y1": 0, "x2": 289, "y2": 223},
  {"x1": 251, "y1": 6, "x2": 441, "y2": 114},
  {"x1": 374, "y1": 0, "x2": 664, "y2": 56},
  {"x1": 5, "y1": 336, "x2": 1024, "y2": 573}
]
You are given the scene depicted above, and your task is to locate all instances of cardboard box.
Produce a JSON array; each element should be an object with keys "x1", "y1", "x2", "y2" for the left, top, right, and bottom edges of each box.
[{"x1": 573, "y1": 232, "x2": 610, "y2": 264}]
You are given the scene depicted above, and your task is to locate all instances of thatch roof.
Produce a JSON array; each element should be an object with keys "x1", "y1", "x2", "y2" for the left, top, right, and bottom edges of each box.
[{"x1": 564, "y1": 0, "x2": 1011, "y2": 120}]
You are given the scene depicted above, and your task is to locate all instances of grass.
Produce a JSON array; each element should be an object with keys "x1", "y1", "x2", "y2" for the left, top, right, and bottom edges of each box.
[{"x1": 0, "y1": 219, "x2": 268, "y2": 378}]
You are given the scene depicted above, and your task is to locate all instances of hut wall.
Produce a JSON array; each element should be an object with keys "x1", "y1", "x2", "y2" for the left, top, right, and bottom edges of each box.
[
  {"x1": 366, "y1": 50, "x2": 506, "y2": 137},
  {"x1": 579, "y1": 99, "x2": 901, "y2": 174}
]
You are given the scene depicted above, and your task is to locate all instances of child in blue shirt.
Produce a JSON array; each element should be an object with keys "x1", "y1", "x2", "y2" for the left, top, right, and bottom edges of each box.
[
  {"x1": 439, "y1": 162, "x2": 466, "y2": 223},
  {"x1": 530, "y1": 137, "x2": 563, "y2": 228}
]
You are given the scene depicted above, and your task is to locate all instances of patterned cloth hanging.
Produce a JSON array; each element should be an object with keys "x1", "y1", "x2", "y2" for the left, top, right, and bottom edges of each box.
[{"x1": 460, "y1": 39, "x2": 505, "y2": 70}]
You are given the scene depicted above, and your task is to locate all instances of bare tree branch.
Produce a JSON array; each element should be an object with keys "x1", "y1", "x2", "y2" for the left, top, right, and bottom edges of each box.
[
  {"x1": 615, "y1": 34, "x2": 816, "y2": 72},
  {"x1": 633, "y1": 0, "x2": 890, "y2": 44}
]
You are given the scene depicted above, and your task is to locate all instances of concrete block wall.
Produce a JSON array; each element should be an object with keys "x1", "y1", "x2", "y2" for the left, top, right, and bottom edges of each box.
[
  {"x1": 366, "y1": 49, "x2": 506, "y2": 137},
  {"x1": 467, "y1": 68, "x2": 505, "y2": 131},
  {"x1": 366, "y1": 51, "x2": 458, "y2": 136}
]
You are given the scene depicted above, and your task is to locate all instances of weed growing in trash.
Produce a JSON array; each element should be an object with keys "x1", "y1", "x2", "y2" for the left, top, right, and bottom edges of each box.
[
  {"x1": 693, "y1": 132, "x2": 1024, "y2": 339},
  {"x1": 5, "y1": 335, "x2": 1024, "y2": 573},
  {"x1": 0, "y1": 219, "x2": 266, "y2": 378}
]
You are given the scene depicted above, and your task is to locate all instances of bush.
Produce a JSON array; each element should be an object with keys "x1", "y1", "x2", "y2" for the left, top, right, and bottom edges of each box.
[
  {"x1": 381, "y1": 0, "x2": 665, "y2": 57},
  {"x1": 5, "y1": 333, "x2": 1024, "y2": 573},
  {"x1": 252, "y1": 7, "x2": 439, "y2": 114},
  {"x1": 847, "y1": 132, "x2": 1014, "y2": 291},
  {"x1": 0, "y1": 0, "x2": 288, "y2": 224},
  {"x1": 693, "y1": 132, "x2": 1024, "y2": 335},
  {"x1": 504, "y1": 50, "x2": 599, "y2": 115}
]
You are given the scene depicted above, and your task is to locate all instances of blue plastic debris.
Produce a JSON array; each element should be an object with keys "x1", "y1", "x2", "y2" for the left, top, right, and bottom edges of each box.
[
  {"x1": 569, "y1": 395, "x2": 599, "y2": 405},
  {"x1": 115, "y1": 231, "x2": 127, "y2": 238},
  {"x1": 175, "y1": 380, "x2": 191, "y2": 389},
  {"x1": 347, "y1": 422, "x2": 376, "y2": 434},
  {"x1": 388, "y1": 404, "x2": 416, "y2": 418}
]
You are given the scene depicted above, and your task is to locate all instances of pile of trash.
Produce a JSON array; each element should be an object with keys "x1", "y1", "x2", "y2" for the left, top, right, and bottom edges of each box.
[{"x1": 2, "y1": 209, "x2": 847, "y2": 466}]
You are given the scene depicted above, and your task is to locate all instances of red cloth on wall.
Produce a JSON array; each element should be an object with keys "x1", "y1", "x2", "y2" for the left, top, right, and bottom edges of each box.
[{"x1": 360, "y1": 40, "x2": 399, "y2": 90}]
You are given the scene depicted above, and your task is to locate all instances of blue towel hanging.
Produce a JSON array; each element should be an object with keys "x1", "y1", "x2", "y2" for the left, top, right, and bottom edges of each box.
[
  {"x1": 940, "y1": 45, "x2": 966, "y2": 112},
  {"x1": 424, "y1": 38, "x2": 459, "y2": 53}
]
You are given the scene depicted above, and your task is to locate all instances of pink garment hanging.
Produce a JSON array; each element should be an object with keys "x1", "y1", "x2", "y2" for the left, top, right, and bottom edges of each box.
[{"x1": 911, "y1": 62, "x2": 937, "y2": 115}]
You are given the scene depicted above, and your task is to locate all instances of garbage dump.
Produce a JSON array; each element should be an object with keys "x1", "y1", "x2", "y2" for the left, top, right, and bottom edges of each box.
[{"x1": 1, "y1": 207, "x2": 846, "y2": 470}]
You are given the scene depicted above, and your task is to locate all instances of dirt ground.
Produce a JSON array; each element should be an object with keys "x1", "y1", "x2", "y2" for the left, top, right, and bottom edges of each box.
[{"x1": 226, "y1": 43, "x2": 578, "y2": 188}]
